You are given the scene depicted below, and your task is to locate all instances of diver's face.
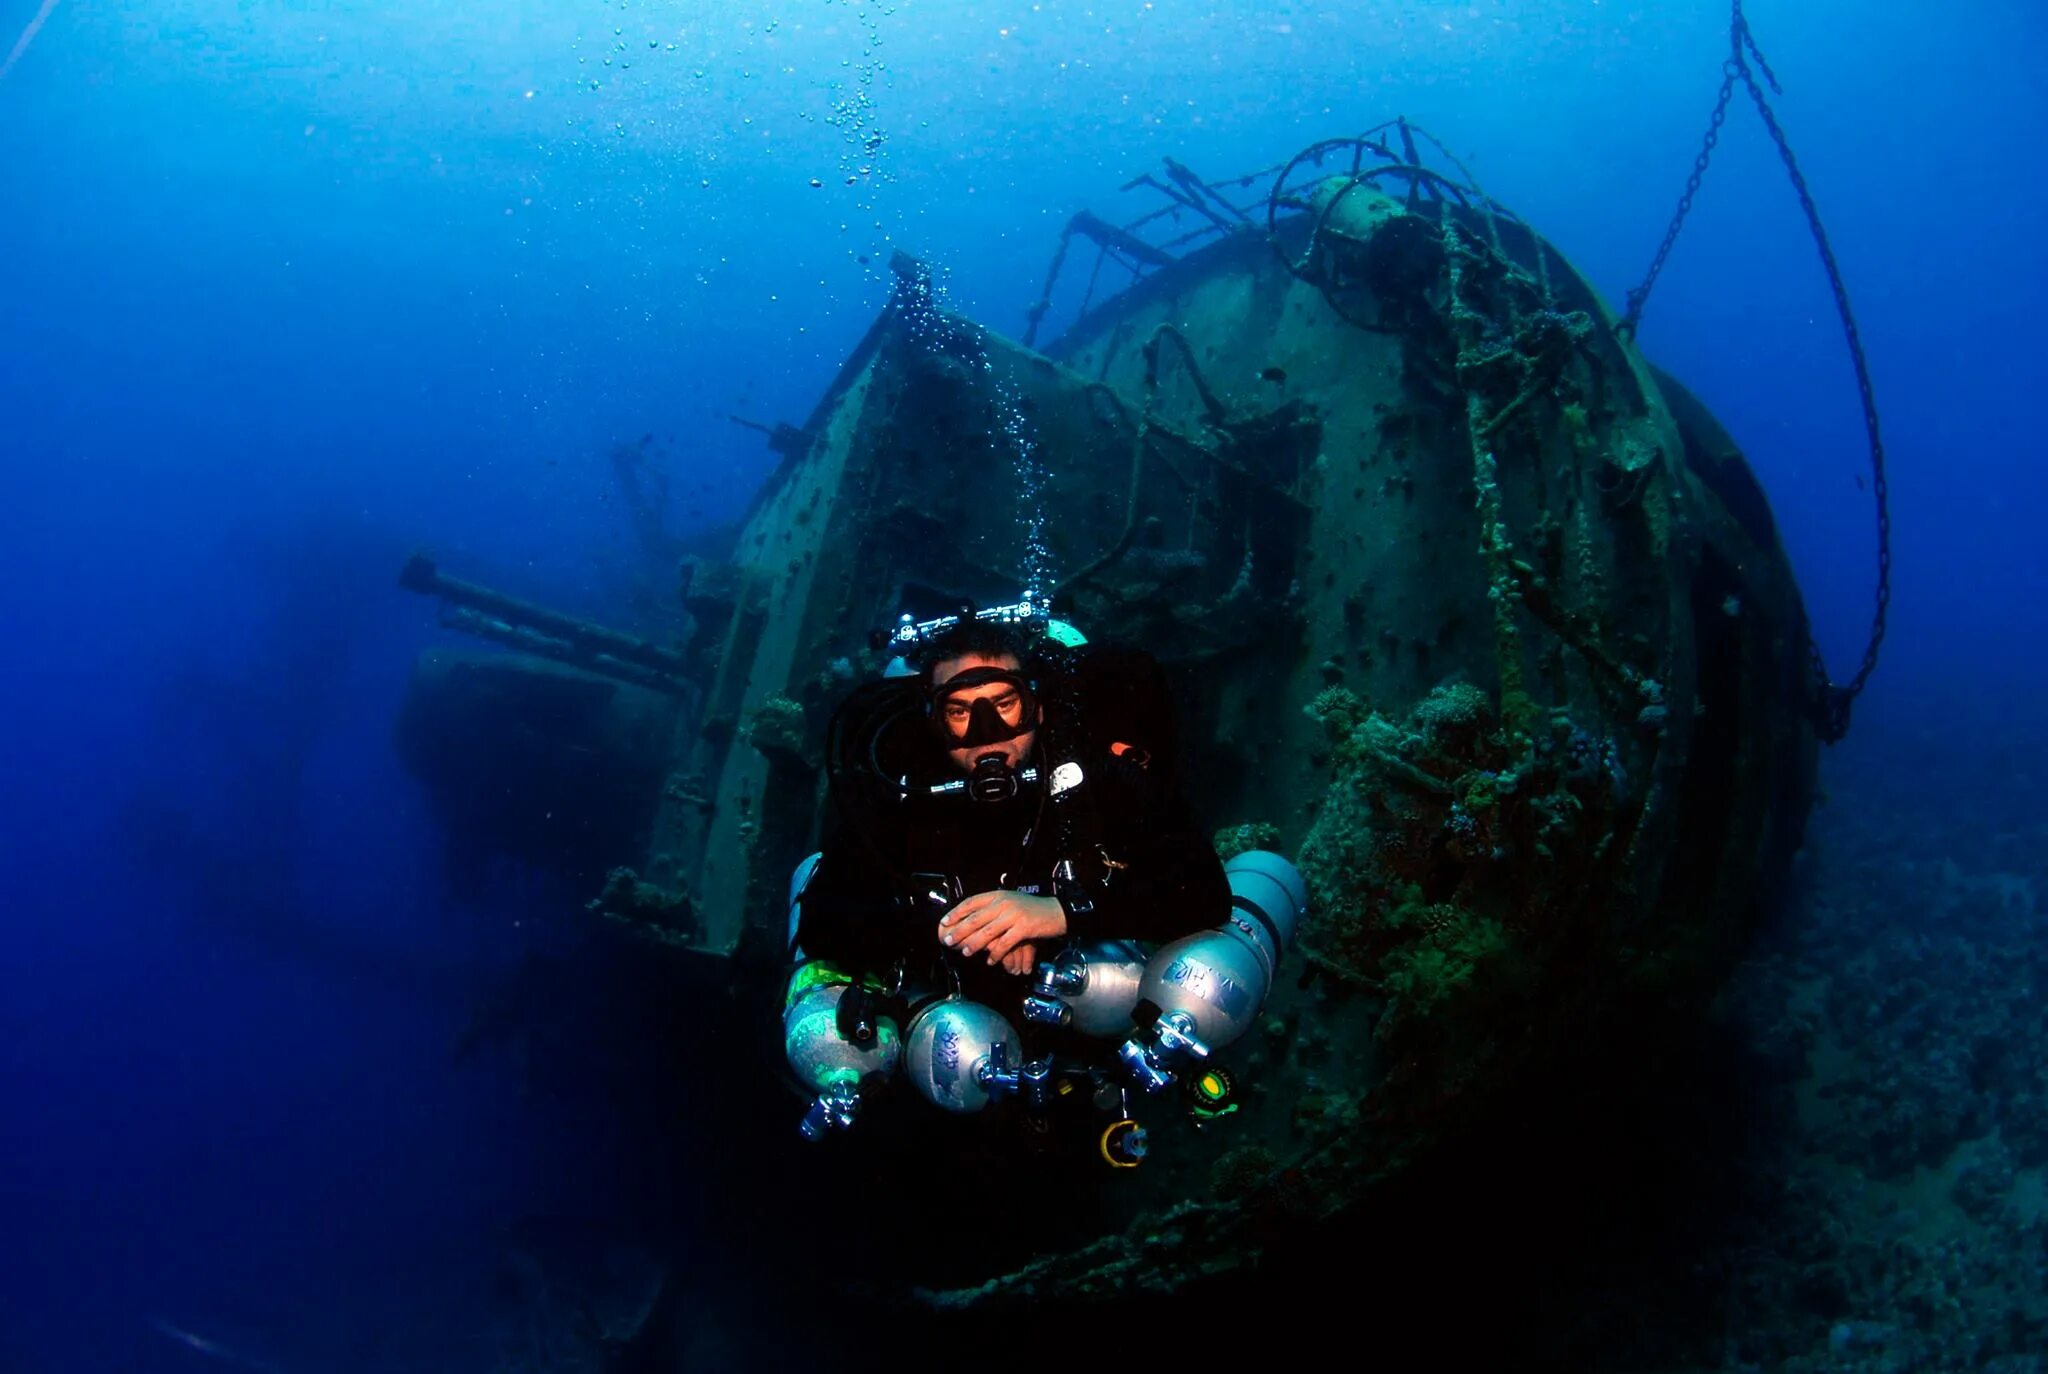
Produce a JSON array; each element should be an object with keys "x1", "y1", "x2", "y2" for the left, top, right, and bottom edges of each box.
[{"x1": 931, "y1": 652, "x2": 1038, "y2": 774}]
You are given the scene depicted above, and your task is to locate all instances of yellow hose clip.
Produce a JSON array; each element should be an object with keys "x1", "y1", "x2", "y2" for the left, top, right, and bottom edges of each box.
[{"x1": 1100, "y1": 1118, "x2": 1148, "y2": 1169}]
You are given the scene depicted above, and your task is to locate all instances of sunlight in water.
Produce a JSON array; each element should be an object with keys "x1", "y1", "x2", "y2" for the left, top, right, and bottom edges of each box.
[
  {"x1": 0, "y1": 0, "x2": 58, "y2": 82},
  {"x1": 0, "y1": 0, "x2": 60, "y2": 83}
]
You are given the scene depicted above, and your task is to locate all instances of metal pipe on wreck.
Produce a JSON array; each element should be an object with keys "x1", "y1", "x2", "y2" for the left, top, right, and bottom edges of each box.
[
  {"x1": 398, "y1": 552, "x2": 691, "y2": 680},
  {"x1": 433, "y1": 608, "x2": 690, "y2": 698}
]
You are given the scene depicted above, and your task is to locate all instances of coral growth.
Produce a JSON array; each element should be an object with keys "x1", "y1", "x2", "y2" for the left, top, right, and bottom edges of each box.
[
  {"x1": 1213, "y1": 820, "x2": 1283, "y2": 863},
  {"x1": 1297, "y1": 681, "x2": 1632, "y2": 1054},
  {"x1": 743, "y1": 694, "x2": 808, "y2": 764},
  {"x1": 1412, "y1": 680, "x2": 1492, "y2": 748},
  {"x1": 1375, "y1": 893, "x2": 1512, "y2": 1020},
  {"x1": 586, "y1": 866, "x2": 697, "y2": 948},
  {"x1": 1209, "y1": 1144, "x2": 1280, "y2": 1202}
]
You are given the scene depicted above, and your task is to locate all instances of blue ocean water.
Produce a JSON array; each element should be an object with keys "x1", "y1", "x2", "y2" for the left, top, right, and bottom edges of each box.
[{"x1": 1, "y1": 2, "x2": 2042, "y2": 1369}]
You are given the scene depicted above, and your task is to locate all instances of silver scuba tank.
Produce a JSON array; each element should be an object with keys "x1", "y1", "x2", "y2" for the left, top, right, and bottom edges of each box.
[
  {"x1": 783, "y1": 853, "x2": 906, "y2": 1139},
  {"x1": 783, "y1": 976, "x2": 903, "y2": 1139},
  {"x1": 1118, "y1": 849, "x2": 1308, "y2": 1092},
  {"x1": 902, "y1": 997, "x2": 1020, "y2": 1114},
  {"x1": 1020, "y1": 940, "x2": 1149, "y2": 1036}
]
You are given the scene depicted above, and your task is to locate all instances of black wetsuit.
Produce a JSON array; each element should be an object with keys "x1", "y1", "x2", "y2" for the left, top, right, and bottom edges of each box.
[{"x1": 795, "y1": 736, "x2": 1228, "y2": 1016}]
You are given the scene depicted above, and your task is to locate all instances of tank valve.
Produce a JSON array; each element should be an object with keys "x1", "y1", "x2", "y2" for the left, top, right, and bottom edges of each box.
[
  {"x1": 1020, "y1": 955, "x2": 1088, "y2": 1026},
  {"x1": 1117, "y1": 1009, "x2": 1212, "y2": 1093},
  {"x1": 798, "y1": 1083, "x2": 864, "y2": 1142},
  {"x1": 979, "y1": 1041, "x2": 1059, "y2": 1112}
]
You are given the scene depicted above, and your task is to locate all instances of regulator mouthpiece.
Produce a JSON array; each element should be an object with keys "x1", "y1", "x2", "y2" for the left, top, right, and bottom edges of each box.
[{"x1": 967, "y1": 752, "x2": 1020, "y2": 802}]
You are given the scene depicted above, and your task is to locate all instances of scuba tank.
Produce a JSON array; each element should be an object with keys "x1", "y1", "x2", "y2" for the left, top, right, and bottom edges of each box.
[
  {"x1": 1020, "y1": 940, "x2": 1150, "y2": 1036},
  {"x1": 783, "y1": 973, "x2": 903, "y2": 1140},
  {"x1": 1117, "y1": 850, "x2": 1308, "y2": 1092},
  {"x1": 901, "y1": 997, "x2": 1021, "y2": 1114},
  {"x1": 783, "y1": 852, "x2": 904, "y2": 1140}
]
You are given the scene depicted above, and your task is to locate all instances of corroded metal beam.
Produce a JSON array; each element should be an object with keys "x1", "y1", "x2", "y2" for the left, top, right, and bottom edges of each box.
[{"x1": 399, "y1": 553, "x2": 691, "y2": 695}]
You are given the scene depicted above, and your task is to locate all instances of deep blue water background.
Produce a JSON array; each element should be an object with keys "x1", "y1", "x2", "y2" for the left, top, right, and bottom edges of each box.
[{"x1": 1, "y1": 2, "x2": 2042, "y2": 1369}]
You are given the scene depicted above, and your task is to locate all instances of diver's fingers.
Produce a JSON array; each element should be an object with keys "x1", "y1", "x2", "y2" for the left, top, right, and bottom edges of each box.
[
  {"x1": 959, "y1": 913, "x2": 1015, "y2": 958},
  {"x1": 940, "y1": 896, "x2": 1000, "y2": 947},
  {"x1": 941, "y1": 891, "x2": 994, "y2": 927},
  {"x1": 982, "y1": 919, "x2": 1030, "y2": 963}
]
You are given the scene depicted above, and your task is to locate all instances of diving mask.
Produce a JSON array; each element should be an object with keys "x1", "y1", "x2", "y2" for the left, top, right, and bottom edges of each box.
[{"x1": 927, "y1": 666, "x2": 1038, "y2": 749}]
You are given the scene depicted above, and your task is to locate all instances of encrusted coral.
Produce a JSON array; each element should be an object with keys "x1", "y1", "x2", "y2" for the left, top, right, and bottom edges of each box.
[
  {"x1": 586, "y1": 866, "x2": 697, "y2": 947},
  {"x1": 1298, "y1": 679, "x2": 1632, "y2": 1058},
  {"x1": 1208, "y1": 1144, "x2": 1280, "y2": 1201},
  {"x1": 1213, "y1": 821, "x2": 1283, "y2": 863},
  {"x1": 1559, "y1": 399, "x2": 1597, "y2": 460},
  {"x1": 1376, "y1": 904, "x2": 1511, "y2": 1021},
  {"x1": 742, "y1": 694, "x2": 808, "y2": 763},
  {"x1": 1412, "y1": 680, "x2": 1492, "y2": 747},
  {"x1": 1304, "y1": 683, "x2": 1370, "y2": 739}
]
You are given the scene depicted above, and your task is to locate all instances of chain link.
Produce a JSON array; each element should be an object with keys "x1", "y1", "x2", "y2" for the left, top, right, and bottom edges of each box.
[
  {"x1": 1619, "y1": 63, "x2": 1736, "y2": 339},
  {"x1": 1620, "y1": 0, "x2": 1891, "y2": 743},
  {"x1": 1738, "y1": 53, "x2": 1891, "y2": 735}
]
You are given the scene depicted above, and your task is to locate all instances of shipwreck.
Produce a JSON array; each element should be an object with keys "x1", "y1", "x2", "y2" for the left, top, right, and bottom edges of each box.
[{"x1": 398, "y1": 118, "x2": 1885, "y2": 1330}]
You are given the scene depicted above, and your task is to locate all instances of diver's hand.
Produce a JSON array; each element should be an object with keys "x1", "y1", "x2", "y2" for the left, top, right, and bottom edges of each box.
[
  {"x1": 939, "y1": 890, "x2": 1066, "y2": 966},
  {"x1": 999, "y1": 943, "x2": 1037, "y2": 977}
]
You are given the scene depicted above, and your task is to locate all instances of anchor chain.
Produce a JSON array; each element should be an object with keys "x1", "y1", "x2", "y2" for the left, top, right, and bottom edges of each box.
[
  {"x1": 1618, "y1": 69, "x2": 1734, "y2": 338},
  {"x1": 1620, "y1": 0, "x2": 1890, "y2": 743}
]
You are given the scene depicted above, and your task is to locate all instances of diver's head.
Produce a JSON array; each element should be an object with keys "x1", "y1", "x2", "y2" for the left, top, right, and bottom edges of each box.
[
  {"x1": 929, "y1": 651, "x2": 1039, "y2": 779},
  {"x1": 921, "y1": 618, "x2": 1043, "y2": 783}
]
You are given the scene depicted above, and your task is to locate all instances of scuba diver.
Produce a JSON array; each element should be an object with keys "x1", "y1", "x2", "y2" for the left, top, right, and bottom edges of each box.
[{"x1": 782, "y1": 599, "x2": 1308, "y2": 1164}]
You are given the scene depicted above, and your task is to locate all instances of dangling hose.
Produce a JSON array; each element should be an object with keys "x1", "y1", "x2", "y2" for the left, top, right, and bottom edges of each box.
[{"x1": 1620, "y1": 0, "x2": 1890, "y2": 744}]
